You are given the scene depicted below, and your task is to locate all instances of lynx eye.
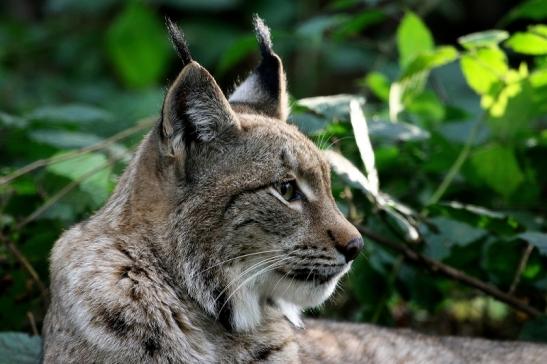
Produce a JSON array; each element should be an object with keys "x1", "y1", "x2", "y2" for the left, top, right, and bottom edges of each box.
[{"x1": 275, "y1": 180, "x2": 304, "y2": 202}]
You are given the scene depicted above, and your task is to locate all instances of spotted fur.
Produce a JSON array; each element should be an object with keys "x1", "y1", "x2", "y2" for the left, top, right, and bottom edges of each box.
[{"x1": 42, "y1": 16, "x2": 546, "y2": 364}]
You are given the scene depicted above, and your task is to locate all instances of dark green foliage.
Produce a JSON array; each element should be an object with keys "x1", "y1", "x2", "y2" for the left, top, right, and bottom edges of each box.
[{"x1": 0, "y1": 0, "x2": 546, "y2": 343}]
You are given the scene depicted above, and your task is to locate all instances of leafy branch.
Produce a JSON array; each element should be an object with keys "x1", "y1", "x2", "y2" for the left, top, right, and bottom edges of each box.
[
  {"x1": 356, "y1": 225, "x2": 542, "y2": 318},
  {"x1": 0, "y1": 116, "x2": 155, "y2": 185}
]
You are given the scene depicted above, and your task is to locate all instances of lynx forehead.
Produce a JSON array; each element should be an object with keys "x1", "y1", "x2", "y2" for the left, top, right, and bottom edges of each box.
[{"x1": 42, "y1": 15, "x2": 362, "y2": 363}]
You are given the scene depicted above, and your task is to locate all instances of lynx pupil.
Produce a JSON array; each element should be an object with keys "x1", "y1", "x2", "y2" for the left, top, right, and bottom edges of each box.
[{"x1": 277, "y1": 180, "x2": 301, "y2": 202}]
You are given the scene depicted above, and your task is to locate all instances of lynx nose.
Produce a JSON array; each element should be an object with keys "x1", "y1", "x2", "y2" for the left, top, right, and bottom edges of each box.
[{"x1": 336, "y1": 237, "x2": 364, "y2": 263}]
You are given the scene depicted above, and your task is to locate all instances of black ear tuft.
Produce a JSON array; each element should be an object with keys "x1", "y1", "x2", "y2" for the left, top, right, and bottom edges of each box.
[
  {"x1": 229, "y1": 15, "x2": 288, "y2": 121},
  {"x1": 253, "y1": 14, "x2": 273, "y2": 57},
  {"x1": 165, "y1": 17, "x2": 192, "y2": 66}
]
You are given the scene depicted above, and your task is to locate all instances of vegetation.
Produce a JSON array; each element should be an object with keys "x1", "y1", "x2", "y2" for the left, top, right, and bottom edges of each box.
[{"x1": 1, "y1": 0, "x2": 546, "y2": 354}]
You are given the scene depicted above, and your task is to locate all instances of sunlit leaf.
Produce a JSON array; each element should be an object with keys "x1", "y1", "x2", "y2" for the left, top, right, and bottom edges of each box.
[
  {"x1": 487, "y1": 79, "x2": 534, "y2": 140},
  {"x1": 323, "y1": 150, "x2": 375, "y2": 199},
  {"x1": 397, "y1": 11, "x2": 434, "y2": 68},
  {"x1": 506, "y1": 27, "x2": 547, "y2": 55},
  {"x1": 460, "y1": 47, "x2": 507, "y2": 95},
  {"x1": 297, "y1": 94, "x2": 365, "y2": 121},
  {"x1": 368, "y1": 120, "x2": 430, "y2": 142},
  {"x1": 458, "y1": 30, "x2": 509, "y2": 50},
  {"x1": 47, "y1": 152, "x2": 113, "y2": 206},
  {"x1": 364, "y1": 72, "x2": 390, "y2": 101},
  {"x1": 106, "y1": 2, "x2": 171, "y2": 88},
  {"x1": 349, "y1": 100, "x2": 378, "y2": 194},
  {"x1": 401, "y1": 46, "x2": 458, "y2": 79}
]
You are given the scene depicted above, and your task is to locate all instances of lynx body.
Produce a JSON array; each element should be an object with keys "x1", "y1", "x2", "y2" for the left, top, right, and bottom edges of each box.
[{"x1": 42, "y1": 17, "x2": 546, "y2": 363}]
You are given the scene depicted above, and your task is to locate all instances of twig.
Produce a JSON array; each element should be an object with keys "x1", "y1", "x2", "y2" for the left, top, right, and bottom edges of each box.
[
  {"x1": 0, "y1": 116, "x2": 155, "y2": 186},
  {"x1": 16, "y1": 161, "x2": 114, "y2": 229},
  {"x1": 0, "y1": 233, "x2": 48, "y2": 301},
  {"x1": 356, "y1": 225, "x2": 543, "y2": 318},
  {"x1": 426, "y1": 114, "x2": 484, "y2": 207},
  {"x1": 509, "y1": 243, "x2": 534, "y2": 295},
  {"x1": 27, "y1": 311, "x2": 39, "y2": 336}
]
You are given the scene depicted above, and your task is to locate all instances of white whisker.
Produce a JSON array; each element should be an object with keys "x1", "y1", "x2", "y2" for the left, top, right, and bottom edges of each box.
[{"x1": 199, "y1": 249, "x2": 283, "y2": 273}]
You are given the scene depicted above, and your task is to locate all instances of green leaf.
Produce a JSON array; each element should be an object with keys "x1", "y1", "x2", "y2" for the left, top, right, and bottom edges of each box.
[
  {"x1": 367, "y1": 120, "x2": 430, "y2": 142},
  {"x1": 47, "y1": 153, "x2": 113, "y2": 206},
  {"x1": 482, "y1": 239, "x2": 523, "y2": 287},
  {"x1": 501, "y1": 0, "x2": 547, "y2": 25},
  {"x1": 396, "y1": 12, "x2": 434, "y2": 68},
  {"x1": 428, "y1": 202, "x2": 520, "y2": 236},
  {"x1": 470, "y1": 143, "x2": 524, "y2": 198},
  {"x1": 217, "y1": 35, "x2": 256, "y2": 75},
  {"x1": 506, "y1": 28, "x2": 547, "y2": 55},
  {"x1": 296, "y1": 15, "x2": 346, "y2": 39},
  {"x1": 422, "y1": 216, "x2": 486, "y2": 260},
  {"x1": 289, "y1": 113, "x2": 329, "y2": 135},
  {"x1": 106, "y1": 3, "x2": 171, "y2": 88},
  {"x1": 405, "y1": 91, "x2": 446, "y2": 123},
  {"x1": 518, "y1": 231, "x2": 547, "y2": 256},
  {"x1": 0, "y1": 111, "x2": 26, "y2": 128},
  {"x1": 0, "y1": 332, "x2": 41, "y2": 364},
  {"x1": 296, "y1": 94, "x2": 365, "y2": 121},
  {"x1": 349, "y1": 100, "x2": 378, "y2": 194},
  {"x1": 364, "y1": 72, "x2": 390, "y2": 101},
  {"x1": 519, "y1": 315, "x2": 547, "y2": 343},
  {"x1": 26, "y1": 104, "x2": 112, "y2": 125},
  {"x1": 332, "y1": 9, "x2": 385, "y2": 39},
  {"x1": 486, "y1": 79, "x2": 534, "y2": 140},
  {"x1": 159, "y1": 0, "x2": 239, "y2": 11},
  {"x1": 460, "y1": 48, "x2": 507, "y2": 95},
  {"x1": 401, "y1": 46, "x2": 458, "y2": 79},
  {"x1": 29, "y1": 130, "x2": 103, "y2": 149},
  {"x1": 458, "y1": 30, "x2": 509, "y2": 50}
]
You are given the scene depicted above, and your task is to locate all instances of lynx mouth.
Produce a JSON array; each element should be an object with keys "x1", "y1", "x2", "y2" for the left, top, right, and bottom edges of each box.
[{"x1": 275, "y1": 265, "x2": 346, "y2": 284}]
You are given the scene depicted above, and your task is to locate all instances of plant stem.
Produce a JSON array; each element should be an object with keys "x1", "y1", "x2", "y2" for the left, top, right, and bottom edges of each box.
[{"x1": 426, "y1": 114, "x2": 484, "y2": 207}]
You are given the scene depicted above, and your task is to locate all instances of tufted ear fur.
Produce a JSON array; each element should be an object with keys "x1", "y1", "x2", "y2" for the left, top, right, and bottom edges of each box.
[
  {"x1": 229, "y1": 15, "x2": 288, "y2": 121},
  {"x1": 161, "y1": 19, "x2": 239, "y2": 150}
]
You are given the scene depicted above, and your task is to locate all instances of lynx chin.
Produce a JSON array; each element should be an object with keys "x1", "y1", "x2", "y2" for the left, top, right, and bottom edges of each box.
[{"x1": 43, "y1": 15, "x2": 546, "y2": 364}]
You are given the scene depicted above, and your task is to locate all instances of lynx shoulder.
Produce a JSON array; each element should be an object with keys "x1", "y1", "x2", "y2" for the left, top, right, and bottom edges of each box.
[{"x1": 42, "y1": 16, "x2": 545, "y2": 364}]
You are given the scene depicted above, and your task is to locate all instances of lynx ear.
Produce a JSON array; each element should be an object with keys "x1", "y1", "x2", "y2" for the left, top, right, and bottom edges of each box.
[
  {"x1": 162, "y1": 19, "x2": 238, "y2": 147},
  {"x1": 229, "y1": 15, "x2": 288, "y2": 121}
]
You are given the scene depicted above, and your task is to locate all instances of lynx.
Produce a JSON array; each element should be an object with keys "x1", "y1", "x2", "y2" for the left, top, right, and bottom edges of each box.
[{"x1": 42, "y1": 16, "x2": 546, "y2": 363}]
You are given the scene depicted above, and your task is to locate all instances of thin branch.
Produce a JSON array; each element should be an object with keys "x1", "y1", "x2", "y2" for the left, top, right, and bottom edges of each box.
[
  {"x1": 0, "y1": 116, "x2": 155, "y2": 186},
  {"x1": 0, "y1": 233, "x2": 48, "y2": 301},
  {"x1": 426, "y1": 114, "x2": 484, "y2": 207},
  {"x1": 27, "y1": 312, "x2": 39, "y2": 336},
  {"x1": 16, "y1": 161, "x2": 114, "y2": 229},
  {"x1": 509, "y1": 243, "x2": 534, "y2": 295},
  {"x1": 356, "y1": 225, "x2": 543, "y2": 318}
]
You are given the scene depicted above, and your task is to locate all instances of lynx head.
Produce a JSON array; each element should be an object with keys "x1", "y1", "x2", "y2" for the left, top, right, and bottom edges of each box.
[{"x1": 127, "y1": 16, "x2": 362, "y2": 332}]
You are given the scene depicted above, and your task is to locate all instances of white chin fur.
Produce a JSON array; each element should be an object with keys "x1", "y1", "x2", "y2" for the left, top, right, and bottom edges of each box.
[
  {"x1": 262, "y1": 264, "x2": 350, "y2": 308},
  {"x1": 226, "y1": 263, "x2": 350, "y2": 332}
]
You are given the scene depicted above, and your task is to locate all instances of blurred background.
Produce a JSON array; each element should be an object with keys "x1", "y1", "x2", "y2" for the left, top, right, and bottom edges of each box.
[{"x1": 1, "y1": 0, "x2": 546, "y2": 345}]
